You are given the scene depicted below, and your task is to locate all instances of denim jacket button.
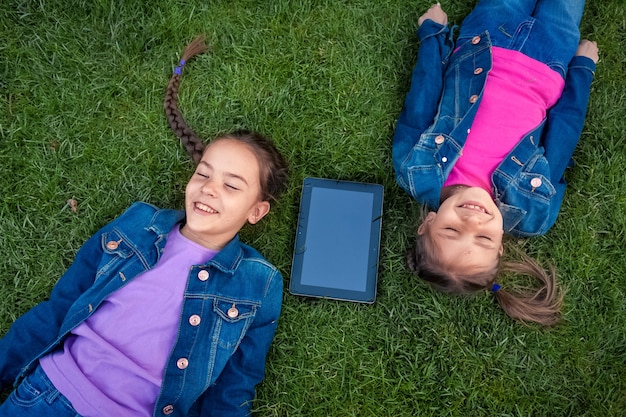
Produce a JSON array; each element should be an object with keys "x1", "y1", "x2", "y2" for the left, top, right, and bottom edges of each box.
[
  {"x1": 471, "y1": 35, "x2": 481, "y2": 45},
  {"x1": 469, "y1": 94, "x2": 479, "y2": 104},
  {"x1": 106, "y1": 240, "x2": 119, "y2": 250},
  {"x1": 228, "y1": 306, "x2": 239, "y2": 318},
  {"x1": 441, "y1": 157, "x2": 448, "y2": 163},
  {"x1": 189, "y1": 315, "x2": 201, "y2": 326},
  {"x1": 473, "y1": 67, "x2": 483, "y2": 75},
  {"x1": 197, "y1": 270, "x2": 209, "y2": 281},
  {"x1": 530, "y1": 178, "x2": 542, "y2": 188},
  {"x1": 176, "y1": 358, "x2": 189, "y2": 369},
  {"x1": 435, "y1": 135, "x2": 444, "y2": 145},
  {"x1": 162, "y1": 405, "x2": 174, "y2": 415}
]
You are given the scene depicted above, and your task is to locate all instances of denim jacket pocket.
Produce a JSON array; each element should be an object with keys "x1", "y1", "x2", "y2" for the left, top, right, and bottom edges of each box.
[
  {"x1": 404, "y1": 165, "x2": 444, "y2": 210},
  {"x1": 95, "y1": 230, "x2": 136, "y2": 280},
  {"x1": 213, "y1": 298, "x2": 258, "y2": 350},
  {"x1": 413, "y1": 132, "x2": 446, "y2": 151},
  {"x1": 401, "y1": 135, "x2": 449, "y2": 209},
  {"x1": 101, "y1": 230, "x2": 134, "y2": 258},
  {"x1": 495, "y1": 155, "x2": 556, "y2": 236},
  {"x1": 514, "y1": 171, "x2": 556, "y2": 200},
  {"x1": 511, "y1": 152, "x2": 556, "y2": 200}
]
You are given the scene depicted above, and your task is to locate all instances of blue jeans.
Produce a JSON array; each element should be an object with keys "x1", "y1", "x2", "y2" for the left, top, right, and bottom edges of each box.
[
  {"x1": 0, "y1": 365, "x2": 81, "y2": 417},
  {"x1": 458, "y1": 0, "x2": 586, "y2": 78}
]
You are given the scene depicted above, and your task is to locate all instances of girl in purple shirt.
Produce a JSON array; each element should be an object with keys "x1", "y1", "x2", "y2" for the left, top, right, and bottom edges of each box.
[{"x1": 0, "y1": 37, "x2": 289, "y2": 417}]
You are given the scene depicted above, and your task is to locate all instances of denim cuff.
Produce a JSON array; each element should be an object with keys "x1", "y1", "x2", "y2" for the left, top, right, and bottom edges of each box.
[
  {"x1": 417, "y1": 19, "x2": 449, "y2": 41},
  {"x1": 569, "y1": 55, "x2": 597, "y2": 76}
]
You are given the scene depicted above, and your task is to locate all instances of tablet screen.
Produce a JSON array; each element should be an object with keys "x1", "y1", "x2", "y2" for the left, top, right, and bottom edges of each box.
[{"x1": 289, "y1": 178, "x2": 384, "y2": 303}]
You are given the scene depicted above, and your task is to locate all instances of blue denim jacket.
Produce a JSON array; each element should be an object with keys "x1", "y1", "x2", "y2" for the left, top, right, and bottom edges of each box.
[
  {"x1": 0, "y1": 202, "x2": 283, "y2": 417},
  {"x1": 392, "y1": 21, "x2": 596, "y2": 237}
]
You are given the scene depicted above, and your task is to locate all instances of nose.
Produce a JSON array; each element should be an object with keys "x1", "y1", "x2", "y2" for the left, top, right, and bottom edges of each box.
[
  {"x1": 201, "y1": 179, "x2": 217, "y2": 197},
  {"x1": 461, "y1": 213, "x2": 483, "y2": 227}
]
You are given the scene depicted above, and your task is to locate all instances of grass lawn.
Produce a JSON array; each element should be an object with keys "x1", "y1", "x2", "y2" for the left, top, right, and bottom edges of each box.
[{"x1": 1, "y1": 0, "x2": 624, "y2": 415}]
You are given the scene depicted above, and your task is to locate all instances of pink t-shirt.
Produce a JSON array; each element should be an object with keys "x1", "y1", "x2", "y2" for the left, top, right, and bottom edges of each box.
[
  {"x1": 41, "y1": 225, "x2": 217, "y2": 417},
  {"x1": 443, "y1": 46, "x2": 565, "y2": 194}
]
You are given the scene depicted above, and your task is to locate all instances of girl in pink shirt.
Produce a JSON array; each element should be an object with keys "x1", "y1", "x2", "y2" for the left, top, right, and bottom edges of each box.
[{"x1": 393, "y1": 1, "x2": 599, "y2": 326}]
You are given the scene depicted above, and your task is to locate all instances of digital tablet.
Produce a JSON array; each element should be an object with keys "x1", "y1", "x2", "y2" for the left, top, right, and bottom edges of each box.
[{"x1": 289, "y1": 177, "x2": 384, "y2": 304}]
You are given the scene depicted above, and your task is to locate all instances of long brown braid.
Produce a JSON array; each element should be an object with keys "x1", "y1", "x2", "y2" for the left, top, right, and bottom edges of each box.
[{"x1": 164, "y1": 36, "x2": 210, "y2": 164}]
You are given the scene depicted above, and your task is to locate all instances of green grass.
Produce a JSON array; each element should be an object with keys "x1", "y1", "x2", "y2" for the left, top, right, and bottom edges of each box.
[{"x1": 1, "y1": 0, "x2": 625, "y2": 415}]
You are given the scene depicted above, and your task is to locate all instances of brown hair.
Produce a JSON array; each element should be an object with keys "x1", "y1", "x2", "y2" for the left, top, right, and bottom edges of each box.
[
  {"x1": 164, "y1": 36, "x2": 209, "y2": 164},
  {"x1": 163, "y1": 36, "x2": 288, "y2": 203},
  {"x1": 210, "y1": 130, "x2": 289, "y2": 202},
  {"x1": 408, "y1": 223, "x2": 564, "y2": 327}
]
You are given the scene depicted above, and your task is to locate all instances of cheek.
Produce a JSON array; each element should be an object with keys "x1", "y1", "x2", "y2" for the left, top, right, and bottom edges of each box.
[
  {"x1": 185, "y1": 177, "x2": 199, "y2": 194},
  {"x1": 184, "y1": 182, "x2": 198, "y2": 206}
]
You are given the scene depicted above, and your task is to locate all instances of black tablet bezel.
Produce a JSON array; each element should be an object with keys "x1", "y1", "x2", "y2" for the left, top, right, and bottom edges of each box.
[{"x1": 289, "y1": 177, "x2": 384, "y2": 304}]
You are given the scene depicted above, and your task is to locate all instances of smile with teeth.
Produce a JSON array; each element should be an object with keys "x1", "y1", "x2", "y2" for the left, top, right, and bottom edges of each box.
[
  {"x1": 460, "y1": 203, "x2": 488, "y2": 214},
  {"x1": 195, "y1": 202, "x2": 218, "y2": 214}
]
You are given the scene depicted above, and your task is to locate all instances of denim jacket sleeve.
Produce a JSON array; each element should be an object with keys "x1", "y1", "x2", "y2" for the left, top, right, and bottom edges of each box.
[
  {"x1": 0, "y1": 220, "x2": 113, "y2": 390},
  {"x1": 190, "y1": 268, "x2": 283, "y2": 417},
  {"x1": 392, "y1": 20, "x2": 453, "y2": 204},
  {"x1": 542, "y1": 55, "x2": 596, "y2": 184}
]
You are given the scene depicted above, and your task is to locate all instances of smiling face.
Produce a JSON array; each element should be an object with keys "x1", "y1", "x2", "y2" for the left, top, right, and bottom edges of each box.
[
  {"x1": 418, "y1": 186, "x2": 504, "y2": 276},
  {"x1": 180, "y1": 138, "x2": 270, "y2": 250}
]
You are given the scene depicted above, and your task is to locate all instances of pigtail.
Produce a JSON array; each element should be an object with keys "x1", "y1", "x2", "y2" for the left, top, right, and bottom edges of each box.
[
  {"x1": 493, "y1": 250, "x2": 564, "y2": 327},
  {"x1": 164, "y1": 36, "x2": 210, "y2": 164}
]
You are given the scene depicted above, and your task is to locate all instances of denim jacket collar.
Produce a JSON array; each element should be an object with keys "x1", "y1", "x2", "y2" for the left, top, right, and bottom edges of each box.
[
  {"x1": 148, "y1": 207, "x2": 243, "y2": 276},
  {"x1": 146, "y1": 208, "x2": 185, "y2": 236},
  {"x1": 208, "y1": 236, "x2": 244, "y2": 276}
]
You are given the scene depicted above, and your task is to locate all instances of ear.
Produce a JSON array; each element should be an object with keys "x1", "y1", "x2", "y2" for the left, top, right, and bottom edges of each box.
[
  {"x1": 417, "y1": 211, "x2": 437, "y2": 235},
  {"x1": 248, "y1": 201, "x2": 271, "y2": 225}
]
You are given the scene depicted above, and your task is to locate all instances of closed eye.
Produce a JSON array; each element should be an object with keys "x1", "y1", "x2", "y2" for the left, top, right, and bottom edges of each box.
[
  {"x1": 478, "y1": 235, "x2": 493, "y2": 241},
  {"x1": 225, "y1": 184, "x2": 240, "y2": 190}
]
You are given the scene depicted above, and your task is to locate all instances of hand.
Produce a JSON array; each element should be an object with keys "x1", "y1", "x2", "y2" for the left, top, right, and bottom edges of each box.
[
  {"x1": 418, "y1": 3, "x2": 448, "y2": 27},
  {"x1": 576, "y1": 39, "x2": 599, "y2": 63}
]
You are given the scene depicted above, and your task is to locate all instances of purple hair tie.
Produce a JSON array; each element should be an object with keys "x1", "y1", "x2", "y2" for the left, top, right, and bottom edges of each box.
[
  {"x1": 174, "y1": 59, "x2": 187, "y2": 75},
  {"x1": 491, "y1": 283, "x2": 501, "y2": 293}
]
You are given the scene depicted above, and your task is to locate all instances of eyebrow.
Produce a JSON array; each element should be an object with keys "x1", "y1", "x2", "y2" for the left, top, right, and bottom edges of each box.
[
  {"x1": 198, "y1": 161, "x2": 249, "y2": 185},
  {"x1": 473, "y1": 239, "x2": 496, "y2": 250}
]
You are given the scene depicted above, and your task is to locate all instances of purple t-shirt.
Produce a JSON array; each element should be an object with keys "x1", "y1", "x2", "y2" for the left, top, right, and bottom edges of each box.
[
  {"x1": 40, "y1": 224, "x2": 217, "y2": 417},
  {"x1": 444, "y1": 46, "x2": 565, "y2": 193}
]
